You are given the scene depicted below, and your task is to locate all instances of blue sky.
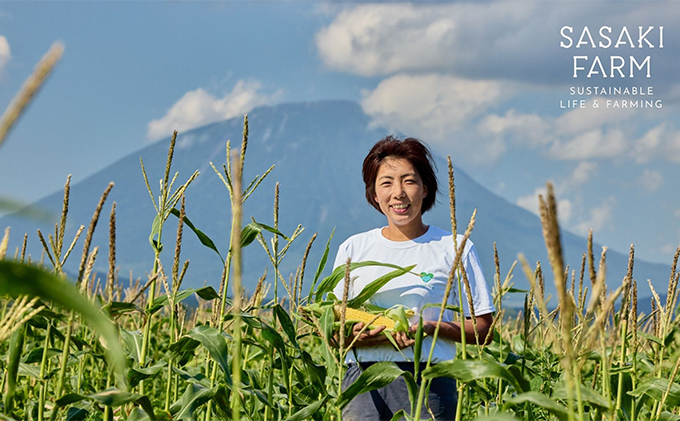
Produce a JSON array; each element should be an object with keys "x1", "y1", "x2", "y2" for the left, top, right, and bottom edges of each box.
[{"x1": 1, "y1": 1, "x2": 680, "y2": 267}]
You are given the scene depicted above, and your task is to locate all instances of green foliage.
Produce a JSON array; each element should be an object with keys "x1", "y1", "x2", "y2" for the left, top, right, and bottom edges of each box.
[{"x1": 3, "y1": 119, "x2": 680, "y2": 421}]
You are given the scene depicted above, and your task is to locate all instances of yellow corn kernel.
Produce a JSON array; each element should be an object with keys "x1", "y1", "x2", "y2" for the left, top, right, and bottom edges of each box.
[{"x1": 333, "y1": 305, "x2": 395, "y2": 330}]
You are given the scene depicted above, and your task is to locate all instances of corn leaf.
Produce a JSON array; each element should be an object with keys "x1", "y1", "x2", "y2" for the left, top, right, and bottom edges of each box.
[
  {"x1": 347, "y1": 265, "x2": 416, "y2": 308},
  {"x1": 18, "y1": 363, "x2": 42, "y2": 380},
  {"x1": 128, "y1": 362, "x2": 167, "y2": 388},
  {"x1": 0, "y1": 261, "x2": 126, "y2": 384},
  {"x1": 504, "y1": 391, "x2": 568, "y2": 420},
  {"x1": 629, "y1": 378, "x2": 680, "y2": 407},
  {"x1": 148, "y1": 213, "x2": 163, "y2": 253},
  {"x1": 422, "y1": 359, "x2": 529, "y2": 393},
  {"x1": 121, "y1": 329, "x2": 145, "y2": 365},
  {"x1": 274, "y1": 304, "x2": 299, "y2": 348},
  {"x1": 284, "y1": 396, "x2": 329, "y2": 421},
  {"x1": 22, "y1": 347, "x2": 61, "y2": 364},
  {"x1": 554, "y1": 383, "x2": 609, "y2": 409},
  {"x1": 240, "y1": 221, "x2": 288, "y2": 249},
  {"x1": 307, "y1": 228, "x2": 335, "y2": 303},
  {"x1": 169, "y1": 383, "x2": 225, "y2": 420},
  {"x1": 300, "y1": 350, "x2": 326, "y2": 394},
  {"x1": 185, "y1": 325, "x2": 232, "y2": 385},
  {"x1": 172, "y1": 366, "x2": 209, "y2": 387},
  {"x1": 660, "y1": 412, "x2": 680, "y2": 421},
  {"x1": 472, "y1": 413, "x2": 521, "y2": 421},
  {"x1": 104, "y1": 301, "x2": 142, "y2": 318},
  {"x1": 318, "y1": 304, "x2": 337, "y2": 371},
  {"x1": 149, "y1": 286, "x2": 219, "y2": 315},
  {"x1": 314, "y1": 261, "x2": 407, "y2": 302},
  {"x1": 170, "y1": 207, "x2": 223, "y2": 263},
  {"x1": 390, "y1": 410, "x2": 412, "y2": 421},
  {"x1": 66, "y1": 408, "x2": 89, "y2": 421},
  {"x1": 56, "y1": 389, "x2": 155, "y2": 420},
  {"x1": 260, "y1": 321, "x2": 286, "y2": 353},
  {"x1": 336, "y1": 362, "x2": 405, "y2": 409}
]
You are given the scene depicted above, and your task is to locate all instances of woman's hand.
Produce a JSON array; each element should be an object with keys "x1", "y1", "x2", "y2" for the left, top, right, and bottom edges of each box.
[
  {"x1": 345, "y1": 322, "x2": 389, "y2": 348},
  {"x1": 344, "y1": 323, "x2": 415, "y2": 349}
]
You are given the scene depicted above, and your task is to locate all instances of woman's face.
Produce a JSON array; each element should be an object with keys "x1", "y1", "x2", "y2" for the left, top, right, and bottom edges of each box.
[{"x1": 374, "y1": 157, "x2": 428, "y2": 231}]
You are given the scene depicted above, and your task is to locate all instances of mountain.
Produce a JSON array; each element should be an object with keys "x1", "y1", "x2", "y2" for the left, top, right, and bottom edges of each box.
[{"x1": 0, "y1": 101, "x2": 672, "y2": 306}]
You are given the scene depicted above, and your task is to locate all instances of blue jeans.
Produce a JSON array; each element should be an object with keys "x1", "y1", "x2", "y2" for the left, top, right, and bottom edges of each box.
[{"x1": 341, "y1": 362, "x2": 458, "y2": 421}]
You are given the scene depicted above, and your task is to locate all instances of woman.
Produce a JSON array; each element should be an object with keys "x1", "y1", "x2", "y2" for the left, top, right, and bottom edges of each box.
[{"x1": 332, "y1": 136, "x2": 495, "y2": 420}]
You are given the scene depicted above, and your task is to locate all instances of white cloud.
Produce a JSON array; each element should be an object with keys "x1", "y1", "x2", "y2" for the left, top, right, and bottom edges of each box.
[
  {"x1": 316, "y1": 4, "x2": 461, "y2": 77},
  {"x1": 663, "y1": 130, "x2": 680, "y2": 164},
  {"x1": 479, "y1": 110, "x2": 553, "y2": 149},
  {"x1": 638, "y1": 169, "x2": 664, "y2": 193},
  {"x1": 633, "y1": 124, "x2": 665, "y2": 164},
  {"x1": 516, "y1": 186, "x2": 573, "y2": 224},
  {"x1": 314, "y1": 3, "x2": 554, "y2": 80},
  {"x1": 319, "y1": 4, "x2": 680, "y2": 166},
  {"x1": 477, "y1": 103, "x2": 632, "y2": 162},
  {"x1": 548, "y1": 128, "x2": 627, "y2": 161},
  {"x1": 484, "y1": 106, "x2": 680, "y2": 164},
  {"x1": 147, "y1": 80, "x2": 282, "y2": 141},
  {"x1": 516, "y1": 187, "x2": 545, "y2": 215},
  {"x1": 574, "y1": 196, "x2": 616, "y2": 235},
  {"x1": 629, "y1": 123, "x2": 680, "y2": 164},
  {"x1": 316, "y1": 3, "x2": 680, "y2": 87},
  {"x1": 0, "y1": 36, "x2": 10, "y2": 75},
  {"x1": 569, "y1": 161, "x2": 598, "y2": 187},
  {"x1": 516, "y1": 160, "x2": 597, "y2": 226},
  {"x1": 360, "y1": 73, "x2": 509, "y2": 162},
  {"x1": 661, "y1": 243, "x2": 678, "y2": 255},
  {"x1": 554, "y1": 100, "x2": 636, "y2": 137}
]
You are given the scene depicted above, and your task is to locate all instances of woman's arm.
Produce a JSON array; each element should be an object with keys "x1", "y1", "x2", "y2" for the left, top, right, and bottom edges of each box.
[{"x1": 414, "y1": 313, "x2": 494, "y2": 345}]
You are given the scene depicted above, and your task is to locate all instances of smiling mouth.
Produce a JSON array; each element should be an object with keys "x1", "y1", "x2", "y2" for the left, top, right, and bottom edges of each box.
[{"x1": 391, "y1": 203, "x2": 410, "y2": 213}]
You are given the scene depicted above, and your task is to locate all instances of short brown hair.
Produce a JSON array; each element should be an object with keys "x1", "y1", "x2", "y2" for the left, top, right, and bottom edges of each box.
[{"x1": 362, "y1": 136, "x2": 438, "y2": 214}]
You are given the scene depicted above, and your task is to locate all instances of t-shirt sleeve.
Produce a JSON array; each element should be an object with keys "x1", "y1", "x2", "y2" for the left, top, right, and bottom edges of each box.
[{"x1": 460, "y1": 243, "x2": 495, "y2": 317}]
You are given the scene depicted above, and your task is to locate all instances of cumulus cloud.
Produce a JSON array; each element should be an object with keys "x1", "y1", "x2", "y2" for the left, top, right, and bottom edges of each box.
[
  {"x1": 0, "y1": 36, "x2": 10, "y2": 74},
  {"x1": 147, "y1": 80, "x2": 282, "y2": 141},
  {"x1": 568, "y1": 161, "x2": 598, "y2": 187},
  {"x1": 516, "y1": 186, "x2": 573, "y2": 223},
  {"x1": 554, "y1": 100, "x2": 636, "y2": 137},
  {"x1": 549, "y1": 128, "x2": 628, "y2": 161},
  {"x1": 360, "y1": 73, "x2": 509, "y2": 162},
  {"x1": 628, "y1": 123, "x2": 680, "y2": 164},
  {"x1": 638, "y1": 169, "x2": 664, "y2": 193},
  {"x1": 315, "y1": 3, "x2": 555, "y2": 81},
  {"x1": 316, "y1": 4, "x2": 461, "y2": 77},
  {"x1": 320, "y1": 4, "x2": 680, "y2": 165},
  {"x1": 479, "y1": 110, "x2": 554, "y2": 149},
  {"x1": 482, "y1": 99, "x2": 678, "y2": 163},
  {"x1": 516, "y1": 161, "x2": 596, "y2": 225},
  {"x1": 574, "y1": 196, "x2": 616, "y2": 234},
  {"x1": 316, "y1": 3, "x2": 680, "y2": 87}
]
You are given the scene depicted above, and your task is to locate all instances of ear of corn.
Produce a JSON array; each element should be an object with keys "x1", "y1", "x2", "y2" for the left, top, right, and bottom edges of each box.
[{"x1": 333, "y1": 305, "x2": 396, "y2": 330}]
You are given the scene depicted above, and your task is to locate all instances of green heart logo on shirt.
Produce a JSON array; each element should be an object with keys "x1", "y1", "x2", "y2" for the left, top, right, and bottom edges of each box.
[{"x1": 420, "y1": 272, "x2": 434, "y2": 283}]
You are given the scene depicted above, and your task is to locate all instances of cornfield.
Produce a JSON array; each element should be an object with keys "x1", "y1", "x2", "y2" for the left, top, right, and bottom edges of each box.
[{"x1": 2, "y1": 43, "x2": 680, "y2": 421}]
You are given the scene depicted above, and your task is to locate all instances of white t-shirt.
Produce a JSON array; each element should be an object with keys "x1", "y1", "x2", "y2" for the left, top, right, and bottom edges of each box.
[{"x1": 331, "y1": 225, "x2": 495, "y2": 363}]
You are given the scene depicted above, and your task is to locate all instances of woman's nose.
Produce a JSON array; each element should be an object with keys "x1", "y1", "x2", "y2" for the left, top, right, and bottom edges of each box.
[{"x1": 393, "y1": 184, "x2": 406, "y2": 198}]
